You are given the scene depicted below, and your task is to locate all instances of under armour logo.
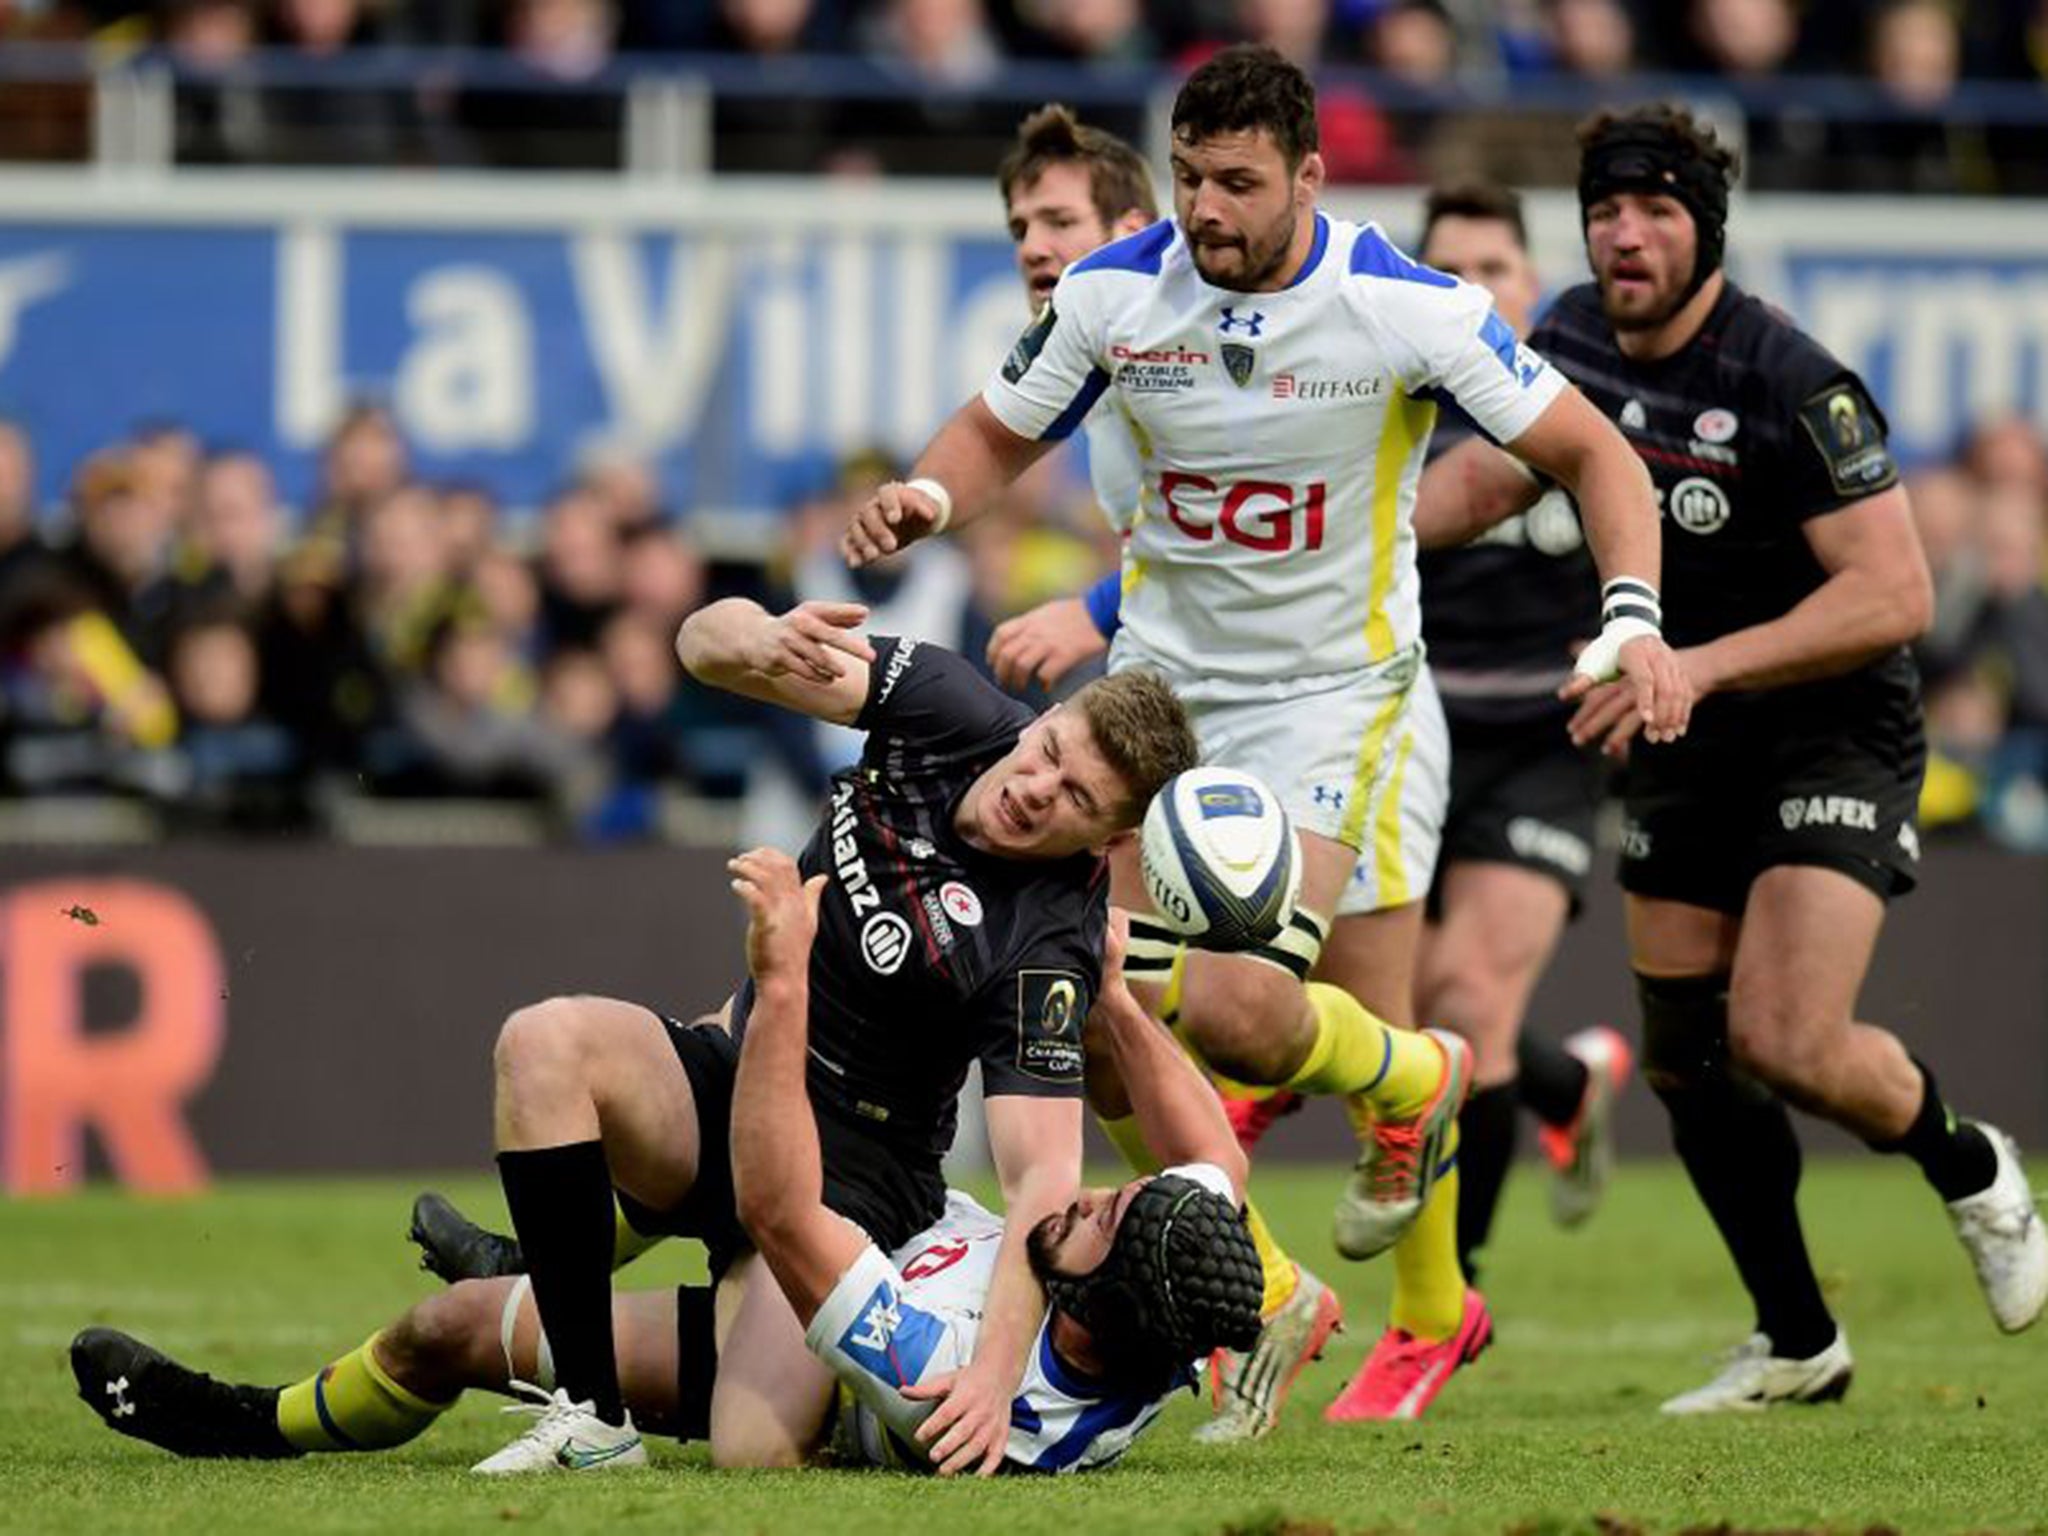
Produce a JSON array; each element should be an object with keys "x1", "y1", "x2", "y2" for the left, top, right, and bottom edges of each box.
[
  {"x1": 106, "y1": 1377, "x2": 135, "y2": 1418},
  {"x1": 1312, "y1": 785, "x2": 1344, "y2": 810},
  {"x1": 1218, "y1": 307, "x2": 1265, "y2": 336}
]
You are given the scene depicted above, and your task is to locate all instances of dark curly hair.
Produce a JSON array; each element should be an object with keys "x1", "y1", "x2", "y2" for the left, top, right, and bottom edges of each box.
[
  {"x1": 1170, "y1": 44, "x2": 1320, "y2": 169},
  {"x1": 998, "y1": 104, "x2": 1158, "y2": 229}
]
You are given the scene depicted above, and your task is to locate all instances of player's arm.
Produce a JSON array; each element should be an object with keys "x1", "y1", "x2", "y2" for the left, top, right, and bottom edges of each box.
[
  {"x1": 1412, "y1": 435, "x2": 1544, "y2": 551},
  {"x1": 727, "y1": 848, "x2": 866, "y2": 1326},
  {"x1": 986, "y1": 573, "x2": 1119, "y2": 692},
  {"x1": 1092, "y1": 911, "x2": 1248, "y2": 1200},
  {"x1": 676, "y1": 596, "x2": 876, "y2": 724},
  {"x1": 904, "y1": 1089, "x2": 1081, "y2": 1477},
  {"x1": 842, "y1": 398, "x2": 1054, "y2": 568}
]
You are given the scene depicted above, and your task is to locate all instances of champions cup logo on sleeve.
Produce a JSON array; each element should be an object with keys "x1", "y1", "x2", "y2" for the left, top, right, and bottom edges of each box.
[
  {"x1": 1017, "y1": 970, "x2": 1086, "y2": 1082},
  {"x1": 1003, "y1": 305, "x2": 1059, "y2": 384}
]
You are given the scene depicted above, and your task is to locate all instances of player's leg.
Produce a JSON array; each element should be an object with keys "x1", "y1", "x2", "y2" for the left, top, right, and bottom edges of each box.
[
  {"x1": 490, "y1": 996, "x2": 706, "y2": 1438},
  {"x1": 705, "y1": 1251, "x2": 837, "y2": 1468},
  {"x1": 1628, "y1": 892, "x2": 1852, "y2": 1412},
  {"x1": 1730, "y1": 865, "x2": 2043, "y2": 1332},
  {"x1": 1417, "y1": 860, "x2": 1572, "y2": 1273}
]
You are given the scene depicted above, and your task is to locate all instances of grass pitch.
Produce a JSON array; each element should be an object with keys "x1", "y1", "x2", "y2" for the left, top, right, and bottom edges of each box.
[{"x1": 6, "y1": 1158, "x2": 2046, "y2": 1534}]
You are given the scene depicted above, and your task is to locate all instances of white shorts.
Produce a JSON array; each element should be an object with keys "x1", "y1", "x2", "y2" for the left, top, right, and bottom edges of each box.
[{"x1": 1153, "y1": 658, "x2": 1449, "y2": 919}]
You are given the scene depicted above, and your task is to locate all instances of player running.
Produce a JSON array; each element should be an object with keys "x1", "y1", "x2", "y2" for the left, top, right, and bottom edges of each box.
[
  {"x1": 71, "y1": 861, "x2": 1263, "y2": 1475},
  {"x1": 1420, "y1": 104, "x2": 2047, "y2": 1411},
  {"x1": 845, "y1": 46, "x2": 1691, "y2": 1420}
]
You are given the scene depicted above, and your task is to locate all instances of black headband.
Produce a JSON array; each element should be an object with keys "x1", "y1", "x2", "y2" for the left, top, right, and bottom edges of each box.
[{"x1": 1578, "y1": 122, "x2": 1730, "y2": 299}]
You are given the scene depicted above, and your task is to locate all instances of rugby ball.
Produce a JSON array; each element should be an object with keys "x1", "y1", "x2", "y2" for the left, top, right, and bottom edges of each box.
[{"x1": 1140, "y1": 767, "x2": 1301, "y2": 952}]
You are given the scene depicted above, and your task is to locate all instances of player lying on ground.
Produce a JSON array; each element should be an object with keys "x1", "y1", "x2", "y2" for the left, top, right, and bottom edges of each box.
[{"x1": 70, "y1": 865, "x2": 1263, "y2": 1475}]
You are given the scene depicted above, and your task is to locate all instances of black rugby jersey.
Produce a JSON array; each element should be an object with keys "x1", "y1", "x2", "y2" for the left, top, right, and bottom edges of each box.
[
  {"x1": 1528, "y1": 280, "x2": 1914, "y2": 713},
  {"x1": 734, "y1": 636, "x2": 1106, "y2": 1158},
  {"x1": 1419, "y1": 409, "x2": 1600, "y2": 726}
]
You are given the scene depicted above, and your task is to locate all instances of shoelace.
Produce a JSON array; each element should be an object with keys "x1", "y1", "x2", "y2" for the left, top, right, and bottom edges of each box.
[
  {"x1": 1364, "y1": 1120, "x2": 1425, "y2": 1201},
  {"x1": 497, "y1": 1380, "x2": 583, "y2": 1436}
]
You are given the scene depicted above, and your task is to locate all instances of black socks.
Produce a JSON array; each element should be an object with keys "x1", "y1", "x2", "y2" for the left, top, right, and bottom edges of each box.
[{"x1": 497, "y1": 1140, "x2": 626, "y2": 1425}]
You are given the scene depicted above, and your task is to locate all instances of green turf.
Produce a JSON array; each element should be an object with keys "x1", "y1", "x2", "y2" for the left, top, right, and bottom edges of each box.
[{"x1": 6, "y1": 1159, "x2": 2045, "y2": 1534}]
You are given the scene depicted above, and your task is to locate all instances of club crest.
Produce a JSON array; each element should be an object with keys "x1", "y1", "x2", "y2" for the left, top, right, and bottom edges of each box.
[{"x1": 1221, "y1": 342, "x2": 1256, "y2": 387}]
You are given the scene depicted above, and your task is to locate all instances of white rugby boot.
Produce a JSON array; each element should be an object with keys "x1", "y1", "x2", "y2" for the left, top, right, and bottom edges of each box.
[
  {"x1": 1946, "y1": 1122, "x2": 2048, "y2": 1334},
  {"x1": 472, "y1": 1382, "x2": 646, "y2": 1474},
  {"x1": 1659, "y1": 1331, "x2": 1853, "y2": 1415}
]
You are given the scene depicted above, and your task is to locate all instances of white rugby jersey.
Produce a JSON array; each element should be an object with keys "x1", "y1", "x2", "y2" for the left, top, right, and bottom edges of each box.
[
  {"x1": 806, "y1": 1165, "x2": 1230, "y2": 1474},
  {"x1": 983, "y1": 214, "x2": 1565, "y2": 699}
]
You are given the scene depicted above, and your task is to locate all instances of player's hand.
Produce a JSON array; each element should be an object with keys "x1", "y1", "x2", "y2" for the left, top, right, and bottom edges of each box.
[
  {"x1": 842, "y1": 481, "x2": 947, "y2": 569},
  {"x1": 1565, "y1": 678, "x2": 1642, "y2": 760},
  {"x1": 748, "y1": 600, "x2": 875, "y2": 685},
  {"x1": 1561, "y1": 632, "x2": 1692, "y2": 745},
  {"x1": 902, "y1": 1359, "x2": 1012, "y2": 1476},
  {"x1": 730, "y1": 848, "x2": 826, "y2": 982},
  {"x1": 987, "y1": 597, "x2": 1109, "y2": 692}
]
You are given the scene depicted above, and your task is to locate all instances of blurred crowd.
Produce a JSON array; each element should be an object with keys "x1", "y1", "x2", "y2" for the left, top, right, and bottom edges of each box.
[
  {"x1": 0, "y1": 408, "x2": 1112, "y2": 842},
  {"x1": 0, "y1": 0, "x2": 2044, "y2": 189},
  {"x1": 2, "y1": 402, "x2": 2044, "y2": 851}
]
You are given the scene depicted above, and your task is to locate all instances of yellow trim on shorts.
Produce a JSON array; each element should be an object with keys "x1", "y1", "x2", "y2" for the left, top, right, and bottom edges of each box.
[
  {"x1": 1372, "y1": 725, "x2": 1418, "y2": 908},
  {"x1": 1364, "y1": 389, "x2": 1435, "y2": 663},
  {"x1": 1339, "y1": 686, "x2": 1410, "y2": 851}
]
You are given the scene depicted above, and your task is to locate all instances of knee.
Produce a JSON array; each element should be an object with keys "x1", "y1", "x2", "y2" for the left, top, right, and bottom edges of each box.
[
  {"x1": 708, "y1": 1419, "x2": 809, "y2": 1470},
  {"x1": 1726, "y1": 995, "x2": 1827, "y2": 1094},
  {"x1": 1637, "y1": 971, "x2": 1733, "y2": 1096},
  {"x1": 494, "y1": 997, "x2": 591, "y2": 1082},
  {"x1": 1178, "y1": 960, "x2": 1302, "y2": 1084},
  {"x1": 384, "y1": 1282, "x2": 500, "y2": 1382}
]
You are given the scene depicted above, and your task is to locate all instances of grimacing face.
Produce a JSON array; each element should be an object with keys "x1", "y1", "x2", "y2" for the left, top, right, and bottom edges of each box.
[
  {"x1": 1584, "y1": 190, "x2": 1699, "y2": 333},
  {"x1": 957, "y1": 706, "x2": 1129, "y2": 860},
  {"x1": 1421, "y1": 214, "x2": 1541, "y2": 338},
  {"x1": 1034, "y1": 1175, "x2": 1151, "y2": 1278},
  {"x1": 1170, "y1": 127, "x2": 1321, "y2": 292}
]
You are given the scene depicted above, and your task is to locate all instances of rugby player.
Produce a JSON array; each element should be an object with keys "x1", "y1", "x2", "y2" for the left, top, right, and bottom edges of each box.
[
  {"x1": 70, "y1": 860, "x2": 1263, "y2": 1475},
  {"x1": 1420, "y1": 104, "x2": 2047, "y2": 1410},
  {"x1": 844, "y1": 45, "x2": 1691, "y2": 1419},
  {"x1": 460, "y1": 599, "x2": 1196, "y2": 1472},
  {"x1": 986, "y1": 102, "x2": 1343, "y2": 1444}
]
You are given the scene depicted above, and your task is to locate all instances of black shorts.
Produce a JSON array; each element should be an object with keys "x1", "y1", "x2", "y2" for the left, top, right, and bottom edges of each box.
[
  {"x1": 1431, "y1": 712, "x2": 1605, "y2": 915},
  {"x1": 1616, "y1": 685, "x2": 1925, "y2": 915},
  {"x1": 633, "y1": 1014, "x2": 947, "y2": 1277}
]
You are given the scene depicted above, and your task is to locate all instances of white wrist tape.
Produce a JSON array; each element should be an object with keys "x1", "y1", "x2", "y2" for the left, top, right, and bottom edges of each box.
[
  {"x1": 1600, "y1": 575, "x2": 1662, "y2": 629},
  {"x1": 1574, "y1": 615, "x2": 1662, "y2": 682},
  {"x1": 905, "y1": 477, "x2": 953, "y2": 533}
]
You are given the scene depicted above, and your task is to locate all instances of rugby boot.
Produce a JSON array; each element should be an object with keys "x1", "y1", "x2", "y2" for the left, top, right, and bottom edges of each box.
[
  {"x1": 1323, "y1": 1287, "x2": 1492, "y2": 1422},
  {"x1": 1332, "y1": 1029, "x2": 1473, "y2": 1260},
  {"x1": 1660, "y1": 1330, "x2": 1853, "y2": 1414},
  {"x1": 472, "y1": 1382, "x2": 646, "y2": 1475},
  {"x1": 71, "y1": 1326, "x2": 297, "y2": 1459},
  {"x1": 410, "y1": 1190, "x2": 525, "y2": 1283},
  {"x1": 1538, "y1": 1025, "x2": 1635, "y2": 1229},
  {"x1": 1946, "y1": 1123, "x2": 2048, "y2": 1333},
  {"x1": 1193, "y1": 1264, "x2": 1343, "y2": 1443}
]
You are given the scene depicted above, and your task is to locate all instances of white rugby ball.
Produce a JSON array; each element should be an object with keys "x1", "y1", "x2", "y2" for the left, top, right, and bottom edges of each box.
[{"x1": 1140, "y1": 766, "x2": 1301, "y2": 952}]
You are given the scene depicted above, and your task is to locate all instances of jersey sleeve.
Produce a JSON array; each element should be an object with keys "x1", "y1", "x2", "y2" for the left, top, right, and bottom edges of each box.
[
  {"x1": 854, "y1": 635, "x2": 1034, "y2": 766},
  {"x1": 980, "y1": 273, "x2": 1115, "y2": 445},
  {"x1": 1404, "y1": 280, "x2": 1567, "y2": 448},
  {"x1": 805, "y1": 1241, "x2": 971, "y2": 1460},
  {"x1": 1780, "y1": 371, "x2": 1901, "y2": 519},
  {"x1": 974, "y1": 914, "x2": 1104, "y2": 1100}
]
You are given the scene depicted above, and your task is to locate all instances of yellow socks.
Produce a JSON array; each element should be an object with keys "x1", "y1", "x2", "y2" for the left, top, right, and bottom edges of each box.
[
  {"x1": 1388, "y1": 1129, "x2": 1466, "y2": 1341},
  {"x1": 612, "y1": 1203, "x2": 663, "y2": 1270},
  {"x1": 1287, "y1": 982, "x2": 1442, "y2": 1118},
  {"x1": 276, "y1": 1333, "x2": 453, "y2": 1452}
]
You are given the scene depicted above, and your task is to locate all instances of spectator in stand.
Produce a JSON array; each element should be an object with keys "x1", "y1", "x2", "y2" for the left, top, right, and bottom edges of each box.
[
  {"x1": 471, "y1": 545, "x2": 545, "y2": 657},
  {"x1": 460, "y1": 0, "x2": 624, "y2": 170},
  {"x1": 255, "y1": 0, "x2": 406, "y2": 166},
  {"x1": 57, "y1": 451, "x2": 180, "y2": 665},
  {"x1": 1966, "y1": 415, "x2": 2048, "y2": 495},
  {"x1": 840, "y1": 0, "x2": 1015, "y2": 175},
  {"x1": 1837, "y1": 0, "x2": 1991, "y2": 195},
  {"x1": 694, "y1": 0, "x2": 848, "y2": 173},
  {"x1": 1008, "y1": 0, "x2": 1157, "y2": 66},
  {"x1": 1541, "y1": 0, "x2": 1636, "y2": 78},
  {"x1": 310, "y1": 403, "x2": 411, "y2": 544},
  {"x1": 182, "y1": 451, "x2": 284, "y2": 612},
  {"x1": 617, "y1": 522, "x2": 706, "y2": 635},
  {"x1": 351, "y1": 483, "x2": 457, "y2": 680},
  {"x1": 535, "y1": 485, "x2": 623, "y2": 650},
  {"x1": 155, "y1": 605, "x2": 302, "y2": 829},
  {"x1": 438, "y1": 482, "x2": 502, "y2": 578},
  {"x1": 0, "y1": 420, "x2": 52, "y2": 621},
  {"x1": 1369, "y1": 0, "x2": 1462, "y2": 83},
  {"x1": 577, "y1": 446, "x2": 666, "y2": 534}
]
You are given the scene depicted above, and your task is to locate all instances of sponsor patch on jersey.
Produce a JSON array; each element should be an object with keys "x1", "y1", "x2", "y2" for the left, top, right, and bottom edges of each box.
[
  {"x1": 1666, "y1": 476, "x2": 1731, "y2": 536},
  {"x1": 939, "y1": 880, "x2": 983, "y2": 927},
  {"x1": 875, "y1": 638, "x2": 919, "y2": 706},
  {"x1": 1778, "y1": 794, "x2": 1877, "y2": 832},
  {"x1": 1694, "y1": 407, "x2": 1739, "y2": 443},
  {"x1": 1271, "y1": 371, "x2": 1385, "y2": 401},
  {"x1": 1797, "y1": 383, "x2": 1899, "y2": 498},
  {"x1": 1221, "y1": 342, "x2": 1256, "y2": 388},
  {"x1": 1620, "y1": 398, "x2": 1648, "y2": 432},
  {"x1": 1016, "y1": 969, "x2": 1086, "y2": 1083},
  {"x1": 860, "y1": 911, "x2": 913, "y2": 974},
  {"x1": 1002, "y1": 304, "x2": 1058, "y2": 384},
  {"x1": 1112, "y1": 345, "x2": 1204, "y2": 394},
  {"x1": 837, "y1": 1280, "x2": 945, "y2": 1389},
  {"x1": 1506, "y1": 816, "x2": 1592, "y2": 877}
]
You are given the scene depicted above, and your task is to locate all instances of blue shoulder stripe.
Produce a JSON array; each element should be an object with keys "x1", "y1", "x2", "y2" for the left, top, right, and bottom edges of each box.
[
  {"x1": 1041, "y1": 366, "x2": 1112, "y2": 442},
  {"x1": 1070, "y1": 219, "x2": 1175, "y2": 278},
  {"x1": 1350, "y1": 227, "x2": 1456, "y2": 288}
]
